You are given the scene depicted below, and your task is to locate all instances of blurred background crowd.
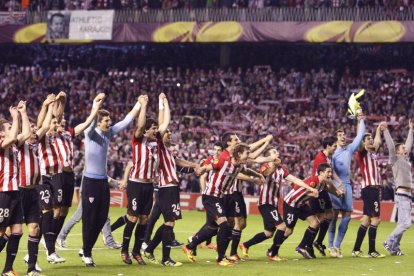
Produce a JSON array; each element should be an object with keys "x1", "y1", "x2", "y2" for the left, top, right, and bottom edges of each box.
[{"x1": 0, "y1": 43, "x2": 413, "y2": 201}]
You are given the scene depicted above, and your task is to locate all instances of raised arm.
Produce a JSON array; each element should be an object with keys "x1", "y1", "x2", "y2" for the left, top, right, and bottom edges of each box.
[
  {"x1": 54, "y1": 91, "x2": 67, "y2": 123},
  {"x1": 134, "y1": 95, "x2": 148, "y2": 139},
  {"x1": 158, "y1": 94, "x2": 170, "y2": 137},
  {"x1": 73, "y1": 93, "x2": 105, "y2": 136},
  {"x1": 248, "y1": 140, "x2": 269, "y2": 160},
  {"x1": 348, "y1": 115, "x2": 366, "y2": 153},
  {"x1": 158, "y1": 93, "x2": 165, "y2": 127},
  {"x1": 111, "y1": 96, "x2": 145, "y2": 136},
  {"x1": 1, "y1": 106, "x2": 19, "y2": 149},
  {"x1": 36, "y1": 94, "x2": 55, "y2": 128},
  {"x1": 382, "y1": 123, "x2": 397, "y2": 164},
  {"x1": 248, "y1": 135, "x2": 273, "y2": 152},
  {"x1": 36, "y1": 102, "x2": 55, "y2": 140},
  {"x1": 16, "y1": 101, "x2": 31, "y2": 147},
  {"x1": 372, "y1": 123, "x2": 383, "y2": 151},
  {"x1": 405, "y1": 119, "x2": 413, "y2": 153}
]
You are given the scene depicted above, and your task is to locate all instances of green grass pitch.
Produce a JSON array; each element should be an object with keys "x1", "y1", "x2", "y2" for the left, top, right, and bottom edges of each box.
[{"x1": 2, "y1": 206, "x2": 414, "y2": 276}]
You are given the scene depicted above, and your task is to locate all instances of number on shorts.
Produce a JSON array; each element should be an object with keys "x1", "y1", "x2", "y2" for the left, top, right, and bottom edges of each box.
[
  {"x1": 40, "y1": 190, "x2": 50, "y2": 201},
  {"x1": 132, "y1": 198, "x2": 137, "y2": 206},
  {"x1": 270, "y1": 210, "x2": 279, "y2": 221},
  {"x1": 0, "y1": 208, "x2": 10, "y2": 218},
  {"x1": 374, "y1": 201, "x2": 379, "y2": 213},
  {"x1": 215, "y1": 203, "x2": 223, "y2": 214},
  {"x1": 172, "y1": 204, "x2": 181, "y2": 215},
  {"x1": 286, "y1": 213, "x2": 294, "y2": 225},
  {"x1": 235, "y1": 201, "x2": 240, "y2": 213}
]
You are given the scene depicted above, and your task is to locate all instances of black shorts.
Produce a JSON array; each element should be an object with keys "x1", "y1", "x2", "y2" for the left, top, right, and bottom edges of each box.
[
  {"x1": 361, "y1": 186, "x2": 380, "y2": 217},
  {"x1": 38, "y1": 176, "x2": 53, "y2": 210},
  {"x1": 259, "y1": 204, "x2": 283, "y2": 232},
  {"x1": 52, "y1": 172, "x2": 75, "y2": 207},
  {"x1": 158, "y1": 186, "x2": 182, "y2": 222},
  {"x1": 20, "y1": 187, "x2": 41, "y2": 224},
  {"x1": 308, "y1": 190, "x2": 333, "y2": 213},
  {"x1": 127, "y1": 180, "x2": 154, "y2": 216},
  {"x1": 0, "y1": 191, "x2": 23, "y2": 228},
  {"x1": 283, "y1": 201, "x2": 315, "y2": 229},
  {"x1": 224, "y1": 192, "x2": 247, "y2": 218},
  {"x1": 202, "y1": 195, "x2": 226, "y2": 223}
]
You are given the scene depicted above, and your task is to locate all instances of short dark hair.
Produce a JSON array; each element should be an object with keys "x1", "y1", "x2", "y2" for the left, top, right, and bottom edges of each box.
[
  {"x1": 395, "y1": 143, "x2": 404, "y2": 152},
  {"x1": 214, "y1": 142, "x2": 223, "y2": 149},
  {"x1": 145, "y1": 117, "x2": 157, "y2": 131},
  {"x1": 221, "y1": 132, "x2": 236, "y2": 149},
  {"x1": 363, "y1": 133, "x2": 372, "y2": 141},
  {"x1": 317, "y1": 163, "x2": 331, "y2": 175},
  {"x1": 232, "y1": 143, "x2": 250, "y2": 160},
  {"x1": 335, "y1": 129, "x2": 345, "y2": 136},
  {"x1": 50, "y1": 13, "x2": 64, "y2": 23},
  {"x1": 97, "y1": 110, "x2": 110, "y2": 122},
  {"x1": 322, "y1": 136, "x2": 336, "y2": 149}
]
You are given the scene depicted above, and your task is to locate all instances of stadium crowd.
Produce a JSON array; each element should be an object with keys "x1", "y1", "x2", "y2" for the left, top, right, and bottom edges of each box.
[
  {"x1": 0, "y1": 44, "x2": 413, "y2": 200},
  {"x1": 1, "y1": 0, "x2": 414, "y2": 11}
]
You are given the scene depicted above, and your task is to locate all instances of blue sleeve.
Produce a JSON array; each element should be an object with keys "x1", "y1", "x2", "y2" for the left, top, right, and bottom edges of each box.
[
  {"x1": 111, "y1": 114, "x2": 134, "y2": 136},
  {"x1": 85, "y1": 117, "x2": 97, "y2": 138},
  {"x1": 348, "y1": 119, "x2": 366, "y2": 154}
]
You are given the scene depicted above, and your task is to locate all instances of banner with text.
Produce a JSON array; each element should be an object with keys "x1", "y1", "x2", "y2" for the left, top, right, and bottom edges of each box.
[
  {"x1": 46, "y1": 10, "x2": 114, "y2": 41},
  {"x1": 69, "y1": 10, "x2": 114, "y2": 40}
]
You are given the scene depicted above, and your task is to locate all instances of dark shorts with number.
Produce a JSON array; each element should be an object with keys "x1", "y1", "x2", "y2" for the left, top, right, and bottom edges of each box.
[
  {"x1": 259, "y1": 204, "x2": 283, "y2": 232},
  {"x1": 308, "y1": 190, "x2": 333, "y2": 213},
  {"x1": 224, "y1": 191, "x2": 247, "y2": 218},
  {"x1": 362, "y1": 186, "x2": 380, "y2": 217},
  {"x1": 202, "y1": 195, "x2": 226, "y2": 223},
  {"x1": 127, "y1": 180, "x2": 154, "y2": 216},
  {"x1": 157, "y1": 186, "x2": 182, "y2": 222},
  {"x1": 283, "y1": 201, "x2": 315, "y2": 229},
  {"x1": 0, "y1": 191, "x2": 23, "y2": 228},
  {"x1": 38, "y1": 176, "x2": 53, "y2": 210},
  {"x1": 52, "y1": 171, "x2": 75, "y2": 207},
  {"x1": 20, "y1": 187, "x2": 41, "y2": 224}
]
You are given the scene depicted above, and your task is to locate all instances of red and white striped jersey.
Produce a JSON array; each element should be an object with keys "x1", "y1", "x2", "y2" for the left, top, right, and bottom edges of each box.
[
  {"x1": 203, "y1": 150, "x2": 241, "y2": 198},
  {"x1": 0, "y1": 140, "x2": 19, "y2": 192},
  {"x1": 18, "y1": 141, "x2": 41, "y2": 187},
  {"x1": 156, "y1": 133, "x2": 178, "y2": 188},
  {"x1": 258, "y1": 163, "x2": 289, "y2": 206},
  {"x1": 38, "y1": 134, "x2": 63, "y2": 176},
  {"x1": 356, "y1": 150, "x2": 380, "y2": 188},
  {"x1": 313, "y1": 151, "x2": 331, "y2": 176},
  {"x1": 130, "y1": 133, "x2": 158, "y2": 180},
  {"x1": 55, "y1": 129, "x2": 75, "y2": 169},
  {"x1": 202, "y1": 156, "x2": 214, "y2": 183},
  {"x1": 284, "y1": 175, "x2": 324, "y2": 208}
]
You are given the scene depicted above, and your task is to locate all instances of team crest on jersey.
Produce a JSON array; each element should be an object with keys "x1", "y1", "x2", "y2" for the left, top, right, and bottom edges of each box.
[
  {"x1": 89, "y1": 197, "x2": 94, "y2": 203},
  {"x1": 309, "y1": 182, "x2": 316, "y2": 188},
  {"x1": 213, "y1": 159, "x2": 219, "y2": 164}
]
